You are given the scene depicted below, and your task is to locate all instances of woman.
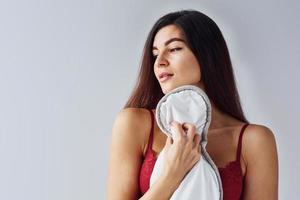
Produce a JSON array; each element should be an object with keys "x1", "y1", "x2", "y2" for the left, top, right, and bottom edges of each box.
[{"x1": 107, "y1": 10, "x2": 278, "y2": 200}]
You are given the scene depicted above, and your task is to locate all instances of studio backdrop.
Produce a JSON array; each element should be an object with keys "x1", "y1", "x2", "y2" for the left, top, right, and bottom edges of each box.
[{"x1": 0, "y1": 0, "x2": 299, "y2": 199}]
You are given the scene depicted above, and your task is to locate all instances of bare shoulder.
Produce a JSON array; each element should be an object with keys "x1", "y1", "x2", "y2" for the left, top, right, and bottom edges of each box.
[
  {"x1": 111, "y1": 108, "x2": 152, "y2": 153},
  {"x1": 241, "y1": 125, "x2": 279, "y2": 198},
  {"x1": 242, "y1": 123, "x2": 278, "y2": 165},
  {"x1": 243, "y1": 123, "x2": 277, "y2": 147},
  {"x1": 113, "y1": 107, "x2": 151, "y2": 134},
  {"x1": 107, "y1": 108, "x2": 153, "y2": 199},
  {"x1": 113, "y1": 108, "x2": 150, "y2": 129}
]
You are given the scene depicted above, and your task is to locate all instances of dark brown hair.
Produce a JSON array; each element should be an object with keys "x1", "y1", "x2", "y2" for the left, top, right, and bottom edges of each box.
[{"x1": 124, "y1": 9, "x2": 248, "y2": 123}]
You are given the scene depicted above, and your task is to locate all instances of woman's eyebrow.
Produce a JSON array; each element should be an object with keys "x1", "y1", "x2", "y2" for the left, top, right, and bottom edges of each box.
[{"x1": 152, "y1": 38, "x2": 186, "y2": 50}]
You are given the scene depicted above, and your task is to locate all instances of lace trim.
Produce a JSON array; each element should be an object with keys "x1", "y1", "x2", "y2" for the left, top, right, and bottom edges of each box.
[
  {"x1": 218, "y1": 160, "x2": 239, "y2": 171},
  {"x1": 218, "y1": 160, "x2": 243, "y2": 186}
]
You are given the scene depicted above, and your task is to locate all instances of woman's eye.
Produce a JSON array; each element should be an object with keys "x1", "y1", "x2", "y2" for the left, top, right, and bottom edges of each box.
[
  {"x1": 169, "y1": 47, "x2": 182, "y2": 52},
  {"x1": 152, "y1": 47, "x2": 182, "y2": 60}
]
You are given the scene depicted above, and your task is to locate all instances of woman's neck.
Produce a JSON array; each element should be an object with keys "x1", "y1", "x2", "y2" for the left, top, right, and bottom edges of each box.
[{"x1": 209, "y1": 102, "x2": 241, "y2": 131}]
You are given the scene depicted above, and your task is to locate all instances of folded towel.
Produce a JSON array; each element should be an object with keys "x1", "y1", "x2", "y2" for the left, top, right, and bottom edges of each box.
[{"x1": 150, "y1": 85, "x2": 223, "y2": 200}]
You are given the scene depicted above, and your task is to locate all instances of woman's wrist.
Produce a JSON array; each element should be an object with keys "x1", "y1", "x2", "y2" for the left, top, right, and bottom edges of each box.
[
  {"x1": 159, "y1": 172, "x2": 182, "y2": 192},
  {"x1": 139, "y1": 174, "x2": 181, "y2": 200}
]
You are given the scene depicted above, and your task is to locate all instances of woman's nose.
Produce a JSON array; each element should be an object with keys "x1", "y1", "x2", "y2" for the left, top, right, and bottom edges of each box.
[{"x1": 155, "y1": 54, "x2": 169, "y2": 67}]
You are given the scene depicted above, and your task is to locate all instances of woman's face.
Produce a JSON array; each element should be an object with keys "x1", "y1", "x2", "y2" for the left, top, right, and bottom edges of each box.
[{"x1": 153, "y1": 24, "x2": 203, "y2": 94}]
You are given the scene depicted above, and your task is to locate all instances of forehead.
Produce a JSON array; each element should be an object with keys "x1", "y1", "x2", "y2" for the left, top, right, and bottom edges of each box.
[{"x1": 153, "y1": 25, "x2": 185, "y2": 47}]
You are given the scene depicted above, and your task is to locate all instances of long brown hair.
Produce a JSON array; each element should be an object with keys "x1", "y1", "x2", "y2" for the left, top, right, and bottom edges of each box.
[{"x1": 124, "y1": 9, "x2": 248, "y2": 123}]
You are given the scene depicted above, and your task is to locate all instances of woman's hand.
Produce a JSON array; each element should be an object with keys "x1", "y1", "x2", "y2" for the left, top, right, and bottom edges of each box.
[{"x1": 162, "y1": 121, "x2": 202, "y2": 183}]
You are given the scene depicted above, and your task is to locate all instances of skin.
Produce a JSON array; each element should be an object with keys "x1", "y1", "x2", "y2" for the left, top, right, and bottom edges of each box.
[{"x1": 107, "y1": 25, "x2": 278, "y2": 200}]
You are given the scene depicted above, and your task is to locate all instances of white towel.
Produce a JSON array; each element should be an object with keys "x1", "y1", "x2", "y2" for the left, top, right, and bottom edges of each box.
[{"x1": 150, "y1": 85, "x2": 223, "y2": 200}]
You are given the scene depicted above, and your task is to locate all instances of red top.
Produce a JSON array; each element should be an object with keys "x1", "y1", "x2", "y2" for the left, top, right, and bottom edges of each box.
[{"x1": 139, "y1": 109, "x2": 249, "y2": 200}]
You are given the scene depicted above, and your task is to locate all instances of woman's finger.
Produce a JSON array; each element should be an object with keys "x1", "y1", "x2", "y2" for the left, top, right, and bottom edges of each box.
[
  {"x1": 193, "y1": 134, "x2": 201, "y2": 148},
  {"x1": 165, "y1": 136, "x2": 173, "y2": 148},
  {"x1": 182, "y1": 122, "x2": 196, "y2": 141},
  {"x1": 170, "y1": 121, "x2": 185, "y2": 141}
]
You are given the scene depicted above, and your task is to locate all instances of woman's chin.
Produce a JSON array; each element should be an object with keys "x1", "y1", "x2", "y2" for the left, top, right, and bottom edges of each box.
[
  {"x1": 161, "y1": 82, "x2": 203, "y2": 94},
  {"x1": 161, "y1": 87, "x2": 173, "y2": 94},
  {"x1": 161, "y1": 84, "x2": 185, "y2": 94}
]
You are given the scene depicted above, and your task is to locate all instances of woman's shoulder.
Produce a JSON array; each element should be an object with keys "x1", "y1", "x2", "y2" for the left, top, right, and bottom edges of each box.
[
  {"x1": 111, "y1": 108, "x2": 152, "y2": 152},
  {"x1": 243, "y1": 123, "x2": 276, "y2": 145},
  {"x1": 240, "y1": 123, "x2": 278, "y2": 196},
  {"x1": 115, "y1": 107, "x2": 152, "y2": 127},
  {"x1": 242, "y1": 123, "x2": 277, "y2": 165}
]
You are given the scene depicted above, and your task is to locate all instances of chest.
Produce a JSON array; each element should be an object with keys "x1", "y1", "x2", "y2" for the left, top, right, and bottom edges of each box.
[{"x1": 150, "y1": 126, "x2": 241, "y2": 169}]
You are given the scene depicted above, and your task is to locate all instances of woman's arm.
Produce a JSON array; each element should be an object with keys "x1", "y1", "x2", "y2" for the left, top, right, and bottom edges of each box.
[
  {"x1": 138, "y1": 172, "x2": 182, "y2": 200},
  {"x1": 107, "y1": 108, "x2": 148, "y2": 199},
  {"x1": 107, "y1": 108, "x2": 183, "y2": 200},
  {"x1": 242, "y1": 124, "x2": 279, "y2": 200},
  {"x1": 107, "y1": 108, "x2": 201, "y2": 200}
]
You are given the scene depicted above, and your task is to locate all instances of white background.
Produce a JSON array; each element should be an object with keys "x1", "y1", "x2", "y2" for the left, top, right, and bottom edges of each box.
[{"x1": 0, "y1": 0, "x2": 299, "y2": 199}]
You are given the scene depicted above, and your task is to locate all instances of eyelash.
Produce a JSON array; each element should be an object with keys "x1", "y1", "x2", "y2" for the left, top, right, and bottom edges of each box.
[{"x1": 153, "y1": 47, "x2": 182, "y2": 59}]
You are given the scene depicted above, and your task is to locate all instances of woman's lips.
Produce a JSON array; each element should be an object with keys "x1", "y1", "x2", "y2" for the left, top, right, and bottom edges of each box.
[{"x1": 160, "y1": 74, "x2": 174, "y2": 83}]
